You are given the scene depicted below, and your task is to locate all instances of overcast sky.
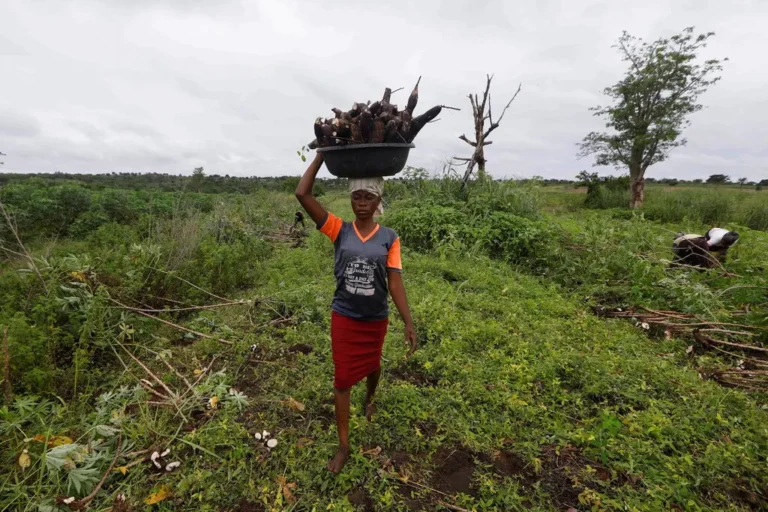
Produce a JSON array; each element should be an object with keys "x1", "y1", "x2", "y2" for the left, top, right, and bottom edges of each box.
[{"x1": 2, "y1": 0, "x2": 767, "y2": 181}]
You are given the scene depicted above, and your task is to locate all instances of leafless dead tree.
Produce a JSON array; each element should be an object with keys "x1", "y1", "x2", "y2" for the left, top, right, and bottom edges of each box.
[{"x1": 454, "y1": 75, "x2": 521, "y2": 192}]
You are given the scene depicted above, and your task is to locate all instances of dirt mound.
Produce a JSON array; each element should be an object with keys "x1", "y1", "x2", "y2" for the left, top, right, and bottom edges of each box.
[
  {"x1": 390, "y1": 365, "x2": 439, "y2": 387},
  {"x1": 348, "y1": 488, "x2": 374, "y2": 511},
  {"x1": 489, "y1": 450, "x2": 534, "y2": 482},
  {"x1": 287, "y1": 343, "x2": 313, "y2": 355},
  {"x1": 431, "y1": 447, "x2": 477, "y2": 495},
  {"x1": 233, "y1": 499, "x2": 265, "y2": 512}
]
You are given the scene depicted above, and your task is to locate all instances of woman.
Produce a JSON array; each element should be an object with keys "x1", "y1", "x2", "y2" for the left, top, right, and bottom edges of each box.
[
  {"x1": 672, "y1": 232, "x2": 715, "y2": 268},
  {"x1": 295, "y1": 152, "x2": 417, "y2": 473},
  {"x1": 705, "y1": 227, "x2": 739, "y2": 263},
  {"x1": 672, "y1": 227, "x2": 740, "y2": 268}
]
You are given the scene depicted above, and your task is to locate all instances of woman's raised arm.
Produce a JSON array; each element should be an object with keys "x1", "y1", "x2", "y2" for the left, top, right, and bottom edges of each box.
[{"x1": 295, "y1": 153, "x2": 328, "y2": 226}]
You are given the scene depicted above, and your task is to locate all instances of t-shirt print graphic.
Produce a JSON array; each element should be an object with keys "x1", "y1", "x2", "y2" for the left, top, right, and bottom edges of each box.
[{"x1": 343, "y1": 257, "x2": 376, "y2": 297}]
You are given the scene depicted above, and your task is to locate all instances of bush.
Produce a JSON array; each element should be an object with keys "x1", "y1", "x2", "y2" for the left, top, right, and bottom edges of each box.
[
  {"x1": 99, "y1": 189, "x2": 141, "y2": 223},
  {"x1": 188, "y1": 236, "x2": 270, "y2": 295},
  {"x1": 587, "y1": 187, "x2": 628, "y2": 209},
  {"x1": 579, "y1": 174, "x2": 629, "y2": 209},
  {"x1": 385, "y1": 205, "x2": 470, "y2": 252},
  {"x1": 604, "y1": 175, "x2": 630, "y2": 191},
  {"x1": 3, "y1": 313, "x2": 54, "y2": 394},
  {"x1": 465, "y1": 181, "x2": 542, "y2": 220},
  {"x1": 69, "y1": 210, "x2": 110, "y2": 238},
  {"x1": 386, "y1": 202, "x2": 557, "y2": 266},
  {"x1": 0, "y1": 181, "x2": 92, "y2": 236},
  {"x1": 485, "y1": 212, "x2": 556, "y2": 263}
]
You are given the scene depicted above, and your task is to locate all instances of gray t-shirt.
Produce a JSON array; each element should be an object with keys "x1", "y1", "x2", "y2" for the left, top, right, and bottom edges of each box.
[{"x1": 318, "y1": 212, "x2": 402, "y2": 320}]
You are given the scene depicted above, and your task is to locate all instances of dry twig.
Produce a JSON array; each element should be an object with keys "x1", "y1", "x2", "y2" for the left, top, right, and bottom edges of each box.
[
  {"x1": 69, "y1": 437, "x2": 122, "y2": 510},
  {"x1": 147, "y1": 266, "x2": 238, "y2": 303},
  {"x1": 110, "y1": 301, "x2": 248, "y2": 313},
  {"x1": 694, "y1": 331, "x2": 768, "y2": 354},
  {"x1": 109, "y1": 298, "x2": 233, "y2": 345},
  {"x1": 2, "y1": 325, "x2": 10, "y2": 403},
  {"x1": 438, "y1": 501, "x2": 474, "y2": 512},
  {"x1": 0, "y1": 200, "x2": 48, "y2": 294}
]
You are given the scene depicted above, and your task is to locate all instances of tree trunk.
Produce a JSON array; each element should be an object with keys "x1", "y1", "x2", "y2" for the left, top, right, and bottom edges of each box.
[
  {"x1": 629, "y1": 174, "x2": 644, "y2": 209},
  {"x1": 629, "y1": 161, "x2": 645, "y2": 209},
  {"x1": 461, "y1": 159, "x2": 476, "y2": 189},
  {"x1": 477, "y1": 156, "x2": 486, "y2": 180}
]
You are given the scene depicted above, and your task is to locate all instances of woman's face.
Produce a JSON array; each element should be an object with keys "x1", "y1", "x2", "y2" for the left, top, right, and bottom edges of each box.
[{"x1": 351, "y1": 191, "x2": 380, "y2": 220}]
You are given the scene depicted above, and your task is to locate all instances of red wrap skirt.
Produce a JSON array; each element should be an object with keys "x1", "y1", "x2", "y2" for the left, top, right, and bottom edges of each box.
[{"x1": 331, "y1": 311, "x2": 389, "y2": 389}]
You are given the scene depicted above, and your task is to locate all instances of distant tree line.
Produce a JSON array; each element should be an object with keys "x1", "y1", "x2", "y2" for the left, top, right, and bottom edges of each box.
[
  {"x1": 0, "y1": 171, "x2": 348, "y2": 195},
  {"x1": 573, "y1": 172, "x2": 765, "y2": 189},
  {"x1": 3, "y1": 171, "x2": 762, "y2": 194}
]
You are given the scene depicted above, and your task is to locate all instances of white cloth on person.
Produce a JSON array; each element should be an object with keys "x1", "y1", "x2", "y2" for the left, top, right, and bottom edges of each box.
[
  {"x1": 673, "y1": 233, "x2": 703, "y2": 246},
  {"x1": 706, "y1": 228, "x2": 731, "y2": 248},
  {"x1": 348, "y1": 177, "x2": 384, "y2": 217}
]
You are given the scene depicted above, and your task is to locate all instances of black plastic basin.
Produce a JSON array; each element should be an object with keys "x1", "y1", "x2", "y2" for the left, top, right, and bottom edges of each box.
[{"x1": 317, "y1": 143, "x2": 415, "y2": 178}]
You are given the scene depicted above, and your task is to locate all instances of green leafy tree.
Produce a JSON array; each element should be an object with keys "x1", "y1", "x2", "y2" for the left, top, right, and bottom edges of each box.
[
  {"x1": 575, "y1": 170, "x2": 603, "y2": 207},
  {"x1": 191, "y1": 166, "x2": 205, "y2": 192},
  {"x1": 707, "y1": 174, "x2": 730, "y2": 184},
  {"x1": 578, "y1": 28, "x2": 726, "y2": 209},
  {"x1": 738, "y1": 177, "x2": 747, "y2": 188}
]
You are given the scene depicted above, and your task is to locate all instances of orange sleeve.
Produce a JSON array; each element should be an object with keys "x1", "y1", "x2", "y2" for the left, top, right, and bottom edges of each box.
[
  {"x1": 318, "y1": 213, "x2": 343, "y2": 243},
  {"x1": 386, "y1": 237, "x2": 402, "y2": 271}
]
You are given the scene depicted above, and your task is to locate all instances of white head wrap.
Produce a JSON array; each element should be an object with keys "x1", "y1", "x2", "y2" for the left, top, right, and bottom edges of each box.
[
  {"x1": 706, "y1": 228, "x2": 730, "y2": 247},
  {"x1": 349, "y1": 177, "x2": 384, "y2": 218}
]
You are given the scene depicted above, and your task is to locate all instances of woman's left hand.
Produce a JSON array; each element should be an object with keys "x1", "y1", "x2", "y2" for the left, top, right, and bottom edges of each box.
[{"x1": 404, "y1": 322, "x2": 418, "y2": 357}]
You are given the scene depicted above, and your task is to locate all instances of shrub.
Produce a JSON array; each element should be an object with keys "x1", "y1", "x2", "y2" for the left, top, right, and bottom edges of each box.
[
  {"x1": 99, "y1": 189, "x2": 141, "y2": 223},
  {"x1": 69, "y1": 210, "x2": 110, "y2": 238},
  {"x1": 465, "y1": 181, "x2": 543, "y2": 220},
  {"x1": 2, "y1": 312, "x2": 55, "y2": 395},
  {"x1": 385, "y1": 205, "x2": 469, "y2": 252},
  {"x1": 386, "y1": 203, "x2": 557, "y2": 266},
  {"x1": 578, "y1": 174, "x2": 629, "y2": 209},
  {"x1": 188, "y1": 236, "x2": 271, "y2": 295},
  {"x1": 485, "y1": 212, "x2": 556, "y2": 263}
]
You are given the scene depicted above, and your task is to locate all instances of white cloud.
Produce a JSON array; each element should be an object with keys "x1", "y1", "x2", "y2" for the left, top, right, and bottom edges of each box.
[{"x1": 1, "y1": 0, "x2": 766, "y2": 181}]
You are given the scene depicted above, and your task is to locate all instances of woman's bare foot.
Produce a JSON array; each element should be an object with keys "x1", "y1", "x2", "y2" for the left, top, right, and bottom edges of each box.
[
  {"x1": 365, "y1": 401, "x2": 376, "y2": 422},
  {"x1": 362, "y1": 394, "x2": 376, "y2": 422},
  {"x1": 327, "y1": 445, "x2": 350, "y2": 473}
]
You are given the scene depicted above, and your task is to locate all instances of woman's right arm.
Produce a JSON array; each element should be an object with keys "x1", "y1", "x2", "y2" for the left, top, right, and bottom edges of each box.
[{"x1": 295, "y1": 153, "x2": 327, "y2": 225}]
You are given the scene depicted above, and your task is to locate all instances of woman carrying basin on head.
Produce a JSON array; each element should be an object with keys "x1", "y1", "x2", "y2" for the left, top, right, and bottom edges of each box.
[{"x1": 295, "y1": 152, "x2": 418, "y2": 473}]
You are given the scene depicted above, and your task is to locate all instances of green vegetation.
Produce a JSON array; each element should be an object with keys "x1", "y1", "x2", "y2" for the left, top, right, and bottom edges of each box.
[
  {"x1": 550, "y1": 178, "x2": 768, "y2": 231},
  {"x1": 1, "y1": 174, "x2": 766, "y2": 511}
]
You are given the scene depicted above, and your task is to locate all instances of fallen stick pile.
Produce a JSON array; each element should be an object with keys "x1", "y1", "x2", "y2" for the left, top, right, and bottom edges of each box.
[
  {"x1": 261, "y1": 222, "x2": 307, "y2": 248},
  {"x1": 600, "y1": 306, "x2": 768, "y2": 391}
]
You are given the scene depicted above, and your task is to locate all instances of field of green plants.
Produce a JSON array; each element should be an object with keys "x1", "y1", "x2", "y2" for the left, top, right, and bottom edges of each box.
[{"x1": 1, "y1": 173, "x2": 767, "y2": 511}]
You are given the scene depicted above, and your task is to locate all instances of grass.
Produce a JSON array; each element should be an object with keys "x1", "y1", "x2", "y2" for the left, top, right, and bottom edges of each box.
[
  {"x1": 1, "y1": 180, "x2": 767, "y2": 511},
  {"x1": 541, "y1": 183, "x2": 768, "y2": 230}
]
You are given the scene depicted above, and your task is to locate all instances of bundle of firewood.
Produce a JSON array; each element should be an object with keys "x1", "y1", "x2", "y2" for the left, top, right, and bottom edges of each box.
[{"x1": 308, "y1": 77, "x2": 445, "y2": 148}]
